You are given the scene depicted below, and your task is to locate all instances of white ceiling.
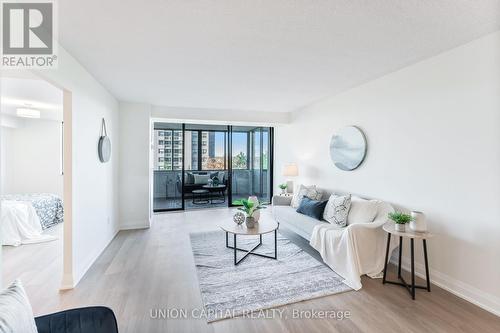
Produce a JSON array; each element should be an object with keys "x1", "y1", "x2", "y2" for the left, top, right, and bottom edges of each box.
[
  {"x1": 1, "y1": 77, "x2": 63, "y2": 121},
  {"x1": 59, "y1": 0, "x2": 500, "y2": 113}
]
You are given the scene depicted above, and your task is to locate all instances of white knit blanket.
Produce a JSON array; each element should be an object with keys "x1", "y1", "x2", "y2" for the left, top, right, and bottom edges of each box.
[{"x1": 309, "y1": 205, "x2": 397, "y2": 290}]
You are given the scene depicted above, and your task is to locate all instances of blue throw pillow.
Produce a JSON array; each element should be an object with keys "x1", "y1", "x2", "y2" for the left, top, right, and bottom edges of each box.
[{"x1": 296, "y1": 196, "x2": 328, "y2": 220}]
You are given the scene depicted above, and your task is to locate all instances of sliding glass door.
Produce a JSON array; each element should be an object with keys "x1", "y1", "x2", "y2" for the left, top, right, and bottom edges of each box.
[
  {"x1": 153, "y1": 123, "x2": 184, "y2": 211},
  {"x1": 183, "y1": 124, "x2": 228, "y2": 209},
  {"x1": 229, "y1": 126, "x2": 273, "y2": 204},
  {"x1": 152, "y1": 122, "x2": 273, "y2": 212}
]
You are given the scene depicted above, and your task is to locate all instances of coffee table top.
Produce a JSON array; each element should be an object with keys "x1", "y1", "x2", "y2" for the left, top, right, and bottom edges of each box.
[
  {"x1": 192, "y1": 189, "x2": 209, "y2": 194},
  {"x1": 203, "y1": 184, "x2": 226, "y2": 189},
  {"x1": 220, "y1": 217, "x2": 278, "y2": 235}
]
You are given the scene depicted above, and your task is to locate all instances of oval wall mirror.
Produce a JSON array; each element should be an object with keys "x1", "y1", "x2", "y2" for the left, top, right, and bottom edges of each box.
[
  {"x1": 98, "y1": 136, "x2": 111, "y2": 163},
  {"x1": 98, "y1": 118, "x2": 111, "y2": 163},
  {"x1": 329, "y1": 126, "x2": 367, "y2": 171}
]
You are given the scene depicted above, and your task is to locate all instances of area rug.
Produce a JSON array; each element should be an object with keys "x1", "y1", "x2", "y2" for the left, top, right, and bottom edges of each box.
[{"x1": 189, "y1": 230, "x2": 352, "y2": 322}]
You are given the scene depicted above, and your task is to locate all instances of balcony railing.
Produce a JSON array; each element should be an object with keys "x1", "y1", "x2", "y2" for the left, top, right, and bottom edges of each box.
[{"x1": 153, "y1": 169, "x2": 269, "y2": 209}]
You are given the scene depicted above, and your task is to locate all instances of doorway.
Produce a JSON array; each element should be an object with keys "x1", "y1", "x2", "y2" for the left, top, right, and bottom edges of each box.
[
  {"x1": 1, "y1": 74, "x2": 69, "y2": 297},
  {"x1": 152, "y1": 122, "x2": 274, "y2": 212}
]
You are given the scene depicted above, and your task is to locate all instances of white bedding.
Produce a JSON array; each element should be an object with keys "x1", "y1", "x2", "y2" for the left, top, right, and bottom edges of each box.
[
  {"x1": 309, "y1": 201, "x2": 397, "y2": 290},
  {"x1": 1, "y1": 201, "x2": 57, "y2": 246}
]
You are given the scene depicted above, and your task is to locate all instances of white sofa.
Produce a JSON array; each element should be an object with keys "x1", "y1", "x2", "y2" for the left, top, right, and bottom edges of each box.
[{"x1": 272, "y1": 193, "x2": 397, "y2": 290}]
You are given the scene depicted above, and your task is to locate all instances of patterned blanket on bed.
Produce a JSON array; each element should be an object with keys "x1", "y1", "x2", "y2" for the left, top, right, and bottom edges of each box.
[{"x1": 1, "y1": 193, "x2": 64, "y2": 230}]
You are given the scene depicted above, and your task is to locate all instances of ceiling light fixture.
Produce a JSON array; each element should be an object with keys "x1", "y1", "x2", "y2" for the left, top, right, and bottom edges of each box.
[{"x1": 16, "y1": 108, "x2": 41, "y2": 118}]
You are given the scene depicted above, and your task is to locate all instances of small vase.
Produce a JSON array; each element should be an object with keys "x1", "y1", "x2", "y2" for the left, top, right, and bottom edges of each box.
[
  {"x1": 395, "y1": 223, "x2": 406, "y2": 232},
  {"x1": 281, "y1": 188, "x2": 286, "y2": 195},
  {"x1": 248, "y1": 196, "x2": 260, "y2": 222},
  {"x1": 410, "y1": 211, "x2": 427, "y2": 232},
  {"x1": 245, "y1": 216, "x2": 255, "y2": 229}
]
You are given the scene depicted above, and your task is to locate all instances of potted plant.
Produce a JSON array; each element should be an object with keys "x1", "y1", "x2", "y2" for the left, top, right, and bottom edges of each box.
[
  {"x1": 278, "y1": 183, "x2": 287, "y2": 195},
  {"x1": 234, "y1": 199, "x2": 267, "y2": 228},
  {"x1": 388, "y1": 211, "x2": 414, "y2": 232}
]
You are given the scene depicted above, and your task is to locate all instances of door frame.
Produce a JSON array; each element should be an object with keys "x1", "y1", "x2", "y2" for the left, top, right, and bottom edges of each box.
[{"x1": 151, "y1": 122, "x2": 274, "y2": 212}]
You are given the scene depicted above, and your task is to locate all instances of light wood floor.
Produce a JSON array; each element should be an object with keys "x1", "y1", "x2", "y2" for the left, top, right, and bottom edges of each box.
[{"x1": 3, "y1": 209, "x2": 500, "y2": 333}]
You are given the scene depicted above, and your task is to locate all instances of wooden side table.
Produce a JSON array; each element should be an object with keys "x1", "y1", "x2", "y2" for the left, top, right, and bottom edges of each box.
[{"x1": 382, "y1": 223, "x2": 434, "y2": 300}]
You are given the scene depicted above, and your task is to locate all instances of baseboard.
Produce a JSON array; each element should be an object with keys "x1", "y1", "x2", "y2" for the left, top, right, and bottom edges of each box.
[
  {"x1": 390, "y1": 255, "x2": 500, "y2": 317},
  {"x1": 120, "y1": 220, "x2": 150, "y2": 230},
  {"x1": 60, "y1": 229, "x2": 120, "y2": 290}
]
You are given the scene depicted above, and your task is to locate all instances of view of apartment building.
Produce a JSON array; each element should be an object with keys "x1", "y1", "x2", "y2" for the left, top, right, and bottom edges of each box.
[{"x1": 154, "y1": 130, "x2": 215, "y2": 171}]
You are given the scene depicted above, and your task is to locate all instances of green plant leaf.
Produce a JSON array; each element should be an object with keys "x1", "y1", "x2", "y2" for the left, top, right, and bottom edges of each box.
[{"x1": 388, "y1": 211, "x2": 414, "y2": 224}]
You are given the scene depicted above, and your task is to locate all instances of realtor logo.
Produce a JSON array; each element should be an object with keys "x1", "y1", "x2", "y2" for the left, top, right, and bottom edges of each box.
[{"x1": 1, "y1": 0, "x2": 57, "y2": 68}]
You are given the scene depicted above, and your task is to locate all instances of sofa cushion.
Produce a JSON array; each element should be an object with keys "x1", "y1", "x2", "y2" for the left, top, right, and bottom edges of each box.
[
  {"x1": 347, "y1": 196, "x2": 380, "y2": 225},
  {"x1": 291, "y1": 184, "x2": 322, "y2": 208},
  {"x1": 323, "y1": 194, "x2": 351, "y2": 227},
  {"x1": 194, "y1": 174, "x2": 210, "y2": 184},
  {"x1": 0, "y1": 280, "x2": 38, "y2": 333},
  {"x1": 273, "y1": 205, "x2": 327, "y2": 240},
  {"x1": 296, "y1": 197, "x2": 328, "y2": 220},
  {"x1": 35, "y1": 307, "x2": 118, "y2": 333},
  {"x1": 217, "y1": 171, "x2": 225, "y2": 183}
]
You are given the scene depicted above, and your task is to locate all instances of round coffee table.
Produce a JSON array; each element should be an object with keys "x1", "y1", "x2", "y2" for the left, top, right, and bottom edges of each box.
[
  {"x1": 220, "y1": 218, "x2": 279, "y2": 265},
  {"x1": 202, "y1": 184, "x2": 226, "y2": 204},
  {"x1": 192, "y1": 189, "x2": 209, "y2": 205}
]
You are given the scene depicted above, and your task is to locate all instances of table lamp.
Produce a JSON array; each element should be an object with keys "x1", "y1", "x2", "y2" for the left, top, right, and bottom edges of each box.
[{"x1": 283, "y1": 163, "x2": 298, "y2": 194}]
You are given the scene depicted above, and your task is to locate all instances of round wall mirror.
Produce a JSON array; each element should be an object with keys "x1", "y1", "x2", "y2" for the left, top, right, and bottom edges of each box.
[{"x1": 329, "y1": 126, "x2": 367, "y2": 171}]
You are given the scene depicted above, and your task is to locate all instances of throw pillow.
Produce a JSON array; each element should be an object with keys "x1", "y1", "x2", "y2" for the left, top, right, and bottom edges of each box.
[
  {"x1": 193, "y1": 174, "x2": 210, "y2": 185},
  {"x1": 347, "y1": 196, "x2": 380, "y2": 225},
  {"x1": 186, "y1": 172, "x2": 195, "y2": 184},
  {"x1": 217, "y1": 171, "x2": 225, "y2": 183},
  {"x1": 291, "y1": 184, "x2": 322, "y2": 208},
  {"x1": 0, "y1": 280, "x2": 38, "y2": 333},
  {"x1": 323, "y1": 194, "x2": 351, "y2": 227},
  {"x1": 296, "y1": 197, "x2": 328, "y2": 220}
]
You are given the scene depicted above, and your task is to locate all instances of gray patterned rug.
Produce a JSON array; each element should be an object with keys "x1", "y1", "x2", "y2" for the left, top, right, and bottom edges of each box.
[{"x1": 189, "y1": 230, "x2": 352, "y2": 322}]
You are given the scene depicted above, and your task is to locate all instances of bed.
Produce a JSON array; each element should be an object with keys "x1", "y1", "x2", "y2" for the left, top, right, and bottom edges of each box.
[
  {"x1": 2, "y1": 193, "x2": 64, "y2": 229},
  {"x1": 1, "y1": 194, "x2": 63, "y2": 246}
]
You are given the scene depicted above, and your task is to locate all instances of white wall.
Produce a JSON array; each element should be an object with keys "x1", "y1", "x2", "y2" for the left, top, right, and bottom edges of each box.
[
  {"x1": 1, "y1": 119, "x2": 63, "y2": 197},
  {"x1": 119, "y1": 102, "x2": 289, "y2": 230},
  {"x1": 33, "y1": 46, "x2": 120, "y2": 287},
  {"x1": 118, "y1": 102, "x2": 151, "y2": 229},
  {"x1": 274, "y1": 31, "x2": 500, "y2": 315}
]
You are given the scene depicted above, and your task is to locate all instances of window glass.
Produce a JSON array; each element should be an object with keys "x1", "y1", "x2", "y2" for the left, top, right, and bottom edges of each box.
[
  {"x1": 253, "y1": 130, "x2": 261, "y2": 169},
  {"x1": 232, "y1": 132, "x2": 248, "y2": 169},
  {"x1": 262, "y1": 130, "x2": 269, "y2": 170},
  {"x1": 201, "y1": 131, "x2": 226, "y2": 170}
]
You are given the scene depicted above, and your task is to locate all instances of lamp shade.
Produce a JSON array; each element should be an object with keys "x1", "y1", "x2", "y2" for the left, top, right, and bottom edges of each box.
[{"x1": 283, "y1": 164, "x2": 298, "y2": 177}]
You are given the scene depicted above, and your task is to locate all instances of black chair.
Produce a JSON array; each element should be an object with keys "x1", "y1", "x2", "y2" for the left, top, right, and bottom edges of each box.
[{"x1": 35, "y1": 306, "x2": 118, "y2": 333}]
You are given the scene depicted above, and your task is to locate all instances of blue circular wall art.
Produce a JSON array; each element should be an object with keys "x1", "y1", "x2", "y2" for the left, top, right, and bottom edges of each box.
[{"x1": 329, "y1": 126, "x2": 367, "y2": 171}]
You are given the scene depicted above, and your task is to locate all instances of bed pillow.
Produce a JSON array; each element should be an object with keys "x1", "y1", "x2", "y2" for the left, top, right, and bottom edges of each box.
[
  {"x1": 296, "y1": 197, "x2": 328, "y2": 220},
  {"x1": 323, "y1": 194, "x2": 351, "y2": 227},
  {"x1": 0, "y1": 280, "x2": 38, "y2": 333},
  {"x1": 193, "y1": 174, "x2": 210, "y2": 185},
  {"x1": 347, "y1": 196, "x2": 380, "y2": 225},
  {"x1": 291, "y1": 184, "x2": 322, "y2": 208}
]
